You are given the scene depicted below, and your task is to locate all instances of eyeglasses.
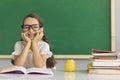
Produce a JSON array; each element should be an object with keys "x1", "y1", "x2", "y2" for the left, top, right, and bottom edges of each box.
[{"x1": 22, "y1": 24, "x2": 42, "y2": 32}]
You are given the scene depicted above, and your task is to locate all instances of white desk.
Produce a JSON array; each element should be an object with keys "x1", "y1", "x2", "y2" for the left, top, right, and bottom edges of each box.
[
  {"x1": 0, "y1": 70, "x2": 120, "y2": 80},
  {"x1": 0, "y1": 59, "x2": 120, "y2": 80}
]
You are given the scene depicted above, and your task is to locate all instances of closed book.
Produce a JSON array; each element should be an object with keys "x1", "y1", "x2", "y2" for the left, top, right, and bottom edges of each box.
[
  {"x1": 87, "y1": 64, "x2": 120, "y2": 74},
  {"x1": 93, "y1": 56, "x2": 117, "y2": 60},
  {"x1": 92, "y1": 59, "x2": 120, "y2": 67},
  {"x1": 92, "y1": 52, "x2": 118, "y2": 56},
  {"x1": 88, "y1": 68, "x2": 120, "y2": 74},
  {"x1": 91, "y1": 49, "x2": 117, "y2": 56},
  {"x1": 92, "y1": 49, "x2": 116, "y2": 53}
]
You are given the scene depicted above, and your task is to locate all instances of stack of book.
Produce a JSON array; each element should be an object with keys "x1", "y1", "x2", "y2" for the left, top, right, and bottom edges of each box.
[{"x1": 87, "y1": 49, "x2": 120, "y2": 74}]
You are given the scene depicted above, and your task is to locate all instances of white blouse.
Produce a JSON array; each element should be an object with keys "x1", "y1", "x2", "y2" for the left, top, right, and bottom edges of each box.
[{"x1": 12, "y1": 40, "x2": 53, "y2": 68}]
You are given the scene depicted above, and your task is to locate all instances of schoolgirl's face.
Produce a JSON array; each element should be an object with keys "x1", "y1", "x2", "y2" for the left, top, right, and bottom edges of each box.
[{"x1": 22, "y1": 17, "x2": 41, "y2": 39}]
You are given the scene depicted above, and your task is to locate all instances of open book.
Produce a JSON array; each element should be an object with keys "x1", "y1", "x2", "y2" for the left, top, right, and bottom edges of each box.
[{"x1": 0, "y1": 66, "x2": 53, "y2": 75}]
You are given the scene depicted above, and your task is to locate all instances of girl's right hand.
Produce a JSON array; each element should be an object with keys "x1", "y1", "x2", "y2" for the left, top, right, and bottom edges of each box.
[{"x1": 21, "y1": 32, "x2": 31, "y2": 43}]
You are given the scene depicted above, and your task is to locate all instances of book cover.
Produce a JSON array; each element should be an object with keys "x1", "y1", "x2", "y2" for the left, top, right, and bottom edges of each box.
[
  {"x1": 93, "y1": 56, "x2": 117, "y2": 60},
  {"x1": 92, "y1": 49, "x2": 116, "y2": 53},
  {"x1": 87, "y1": 63, "x2": 120, "y2": 74},
  {"x1": 0, "y1": 74, "x2": 53, "y2": 80},
  {"x1": 88, "y1": 68, "x2": 120, "y2": 74},
  {"x1": 91, "y1": 49, "x2": 117, "y2": 56},
  {"x1": 92, "y1": 59, "x2": 120, "y2": 67},
  {"x1": 92, "y1": 53, "x2": 118, "y2": 56},
  {"x1": 0, "y1": 66, "x2": 53, "y2": 75}
]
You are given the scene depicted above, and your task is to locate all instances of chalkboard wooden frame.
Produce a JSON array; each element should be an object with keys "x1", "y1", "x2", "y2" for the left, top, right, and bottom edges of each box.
[{"x1": 0, "y1": 0, "x2": 115, "y2": 58}]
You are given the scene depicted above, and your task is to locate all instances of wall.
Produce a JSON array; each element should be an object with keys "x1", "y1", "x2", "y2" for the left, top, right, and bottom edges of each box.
[{"x1": 115, "y1": 0, "x2": 120, "y2": 52}]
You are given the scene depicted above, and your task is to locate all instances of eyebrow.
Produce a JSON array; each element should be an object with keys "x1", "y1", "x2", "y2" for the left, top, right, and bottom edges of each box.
[{"x1": 23, "y1": 24, "x2": 39, "y2": 25}]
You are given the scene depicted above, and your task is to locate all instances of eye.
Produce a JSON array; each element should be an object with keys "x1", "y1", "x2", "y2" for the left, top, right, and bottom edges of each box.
[
  {"x1": 23, "y1": 25, "x2": 30, "y2": 29},
  {"x1": 32, "y1": 24, "x2": 39, "y2": 28}
]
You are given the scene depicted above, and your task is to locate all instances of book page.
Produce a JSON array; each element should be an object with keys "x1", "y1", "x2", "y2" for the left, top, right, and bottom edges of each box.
[
  {"x1": 0, "y1": 66, "x2": 17, "y2": 72},
  {"x1": 26, "y1": 68, "x2": 53, "y2": 75},
  {"x1": 0, "y1": 66, "x2": 26, "y2": 74}
]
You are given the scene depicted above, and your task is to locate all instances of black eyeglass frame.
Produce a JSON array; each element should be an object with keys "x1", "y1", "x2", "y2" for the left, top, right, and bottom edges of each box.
[{"x1": 21, "y1": 24, "x2": 42, "y2": 31}]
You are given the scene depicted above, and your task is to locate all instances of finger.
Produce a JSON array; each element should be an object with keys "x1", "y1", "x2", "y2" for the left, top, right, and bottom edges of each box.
[
  {"x1": 21, "y1": 33, "x2": 25, "y2": 41},
  {"x1": 36, "y1": 30, "x2": 42, "y2": 35},
  {"x1": 23, "y1": 32, "x2": 29, "y2": 38},
  {"x1": 35, "y1": 32, "x2": 42, "y2": 40},
  {"x1": 36, "y1": 32, "x2": 39, "y2": 36},
  {"x1": 39, "y1": 32, "x2": 44, "y2": 38},
  {"x1": 24, "y1": 32, "x2": 28, "y2": 36},
  {"x1": 41, "y1": 32, "x2": 44, "y2": 36},
  {"x1": 21, "y1": 33, "x2": 24, "y2": 38}
]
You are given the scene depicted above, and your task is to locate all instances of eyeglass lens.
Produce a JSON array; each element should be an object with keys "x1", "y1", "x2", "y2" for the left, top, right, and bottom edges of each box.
[{"x1": 22, "y1": 24, "x2": 41, "y2": 31}]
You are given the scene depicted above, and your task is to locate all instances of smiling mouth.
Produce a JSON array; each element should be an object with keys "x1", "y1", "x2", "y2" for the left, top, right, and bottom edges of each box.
[{"x1": 28, "y1": 34, "x2": 35, "y2": 38}]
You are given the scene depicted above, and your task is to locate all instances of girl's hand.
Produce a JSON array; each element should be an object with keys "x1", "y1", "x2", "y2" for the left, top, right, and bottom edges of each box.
[
  {"x1": 21, "y1": 32, "x2": 31, "y2": 43},
  {"x1": 32, "y1": 28, "x2": 44, "y2": 44},
  {"x1": 32, "y1": 31, "x2": 44, "y2": 44}
]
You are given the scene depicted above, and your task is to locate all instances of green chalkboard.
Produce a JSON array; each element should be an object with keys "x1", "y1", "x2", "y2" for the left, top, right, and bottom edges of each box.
[{"x1": 0, "y1": 0, "x2": 111, "y2": 55}]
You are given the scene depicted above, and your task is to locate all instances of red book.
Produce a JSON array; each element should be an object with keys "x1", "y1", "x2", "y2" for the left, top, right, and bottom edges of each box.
[
  {"x1": 91, "y1": 49, "x2": 117, "y2": 56},
  {"x1": 92, "y1": 49, "x2": 116, "y2": 53}
]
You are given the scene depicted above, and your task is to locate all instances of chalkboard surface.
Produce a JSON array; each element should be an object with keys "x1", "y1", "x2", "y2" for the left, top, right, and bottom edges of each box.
[{"x1": 0, "y1": 0, "x2": 111, "y2": 55}]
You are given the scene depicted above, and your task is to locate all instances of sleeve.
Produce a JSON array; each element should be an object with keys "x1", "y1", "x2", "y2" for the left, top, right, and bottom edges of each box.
[
  {"x1": 11, "y1": 41, "x2": 24, "y2": 56},
  {"x1": 40, "y1": 43, "x2": 53, "y2": 58}
]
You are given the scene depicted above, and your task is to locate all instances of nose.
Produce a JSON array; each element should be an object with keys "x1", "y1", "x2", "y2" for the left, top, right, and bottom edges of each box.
[{"x1": 29, "y1": 27, "x2": 34, "y2": 32}]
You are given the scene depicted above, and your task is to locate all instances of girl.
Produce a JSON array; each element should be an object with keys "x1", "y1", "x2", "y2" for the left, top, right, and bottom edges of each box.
[{"x1": 11, "y1": 13, "x2": 56, "y2": 69}]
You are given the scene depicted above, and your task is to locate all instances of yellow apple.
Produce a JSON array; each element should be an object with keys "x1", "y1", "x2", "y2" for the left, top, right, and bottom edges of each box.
[{"x1": 64, "y1": 59, "x2": 76, "y2": 72}]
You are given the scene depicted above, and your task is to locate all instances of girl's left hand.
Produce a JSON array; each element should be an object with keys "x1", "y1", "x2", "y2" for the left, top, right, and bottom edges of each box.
[{"x1": 32, "y1": 31, "x2": 44, "y2": 44}]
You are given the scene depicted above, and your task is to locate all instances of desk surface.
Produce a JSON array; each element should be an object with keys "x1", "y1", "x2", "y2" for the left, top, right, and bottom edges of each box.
[{"x1": 0, "y1": 70, "x2": 120, "y2": 80}]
